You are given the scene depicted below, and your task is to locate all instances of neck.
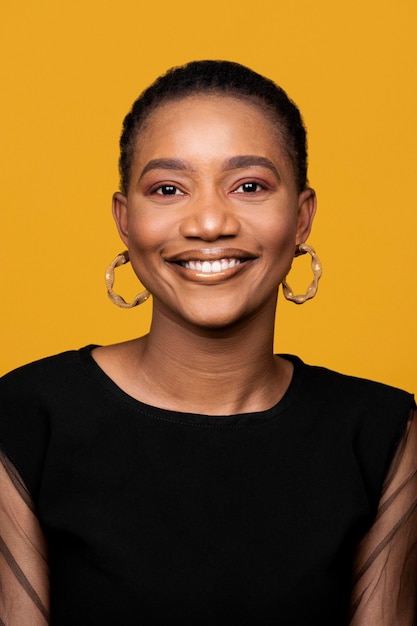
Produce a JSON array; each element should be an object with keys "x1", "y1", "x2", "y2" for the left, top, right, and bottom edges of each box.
[{"x1": 132, "y1": 301, "x2": 291, "y2": 415}]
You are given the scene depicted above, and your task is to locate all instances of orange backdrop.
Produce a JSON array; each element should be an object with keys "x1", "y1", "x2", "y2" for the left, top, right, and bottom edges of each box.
[{"x1": 1, "y1": 0, "x2": 416, "y2": 392}]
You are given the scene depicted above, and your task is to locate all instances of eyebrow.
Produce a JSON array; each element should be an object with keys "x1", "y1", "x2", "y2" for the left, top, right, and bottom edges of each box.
[
  {"x1": 138, "y1": 154, "x2": 280, "y2": 181},
  {"x1": 222, "y1": 155, "x2": 280, "y2": 179},
  {"x1": 139, "y1": 158, "x2": 194, "y2": 180}
]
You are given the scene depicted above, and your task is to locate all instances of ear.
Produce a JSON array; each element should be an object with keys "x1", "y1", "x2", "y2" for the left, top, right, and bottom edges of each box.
[
  {"x1": 112, "y1": 192, "x2": 129, "y2": 247},
  {"x1": 295, "y1": 187, "x2": 317, "y2": 245}
]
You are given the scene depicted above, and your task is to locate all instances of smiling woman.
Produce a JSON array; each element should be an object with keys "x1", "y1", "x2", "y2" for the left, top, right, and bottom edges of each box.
[
  {"x1": 110, "y1": 90, "x2": 315, "y2": 337},
  {"x1": 0, "y1": 60, "x2": 416, "y2": 626}
]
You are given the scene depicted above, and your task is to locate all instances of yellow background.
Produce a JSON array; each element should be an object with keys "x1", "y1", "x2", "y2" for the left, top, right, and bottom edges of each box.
[{"x1": 1, "y1": 0, "x2": 416, "y2": 392}]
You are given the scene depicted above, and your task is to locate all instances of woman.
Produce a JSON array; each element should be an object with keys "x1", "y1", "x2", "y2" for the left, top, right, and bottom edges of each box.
[{"x1": 0, "y1": 60, "x2": 416, "y2": 625}]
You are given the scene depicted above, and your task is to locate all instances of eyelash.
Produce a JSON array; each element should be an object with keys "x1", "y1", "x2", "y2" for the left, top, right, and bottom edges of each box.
[
  {"x1": 150, "y1": 179, "x2": 268, "y2": 197},
  {"x1": 232, "y1": 181, "x2": 265, "y2": 194},
  {"x1": 153, "y1": 185, "x2": 184, "y2": 196}
]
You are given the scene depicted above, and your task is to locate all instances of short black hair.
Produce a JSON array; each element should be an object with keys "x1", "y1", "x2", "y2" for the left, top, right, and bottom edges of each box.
[{"x1": 119, "y1": 60, "x2": 308, "y2": 194}]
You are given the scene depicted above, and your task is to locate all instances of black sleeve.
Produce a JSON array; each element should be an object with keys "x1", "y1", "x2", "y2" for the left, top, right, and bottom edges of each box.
[{"x1": 0, "y1": 360, "x2": 52, "y2": 502}]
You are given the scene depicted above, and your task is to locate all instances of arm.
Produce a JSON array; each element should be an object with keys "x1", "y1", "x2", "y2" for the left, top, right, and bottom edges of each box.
[
  {"x1": 350, "y1": 409, "x2": 417, "y2": 625},
  {"x1": 0, "y1": 450, "x2": 50, "y2": 625}
]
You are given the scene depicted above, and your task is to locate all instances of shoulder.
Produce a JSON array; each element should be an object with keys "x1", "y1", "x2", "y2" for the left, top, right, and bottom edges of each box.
[
  {"x1": 289, "y1": 356, "x2": 415, "y2": 503},
  {"x1": 289, "y1": 355, "x2": 414, "y2": 413},
  {"x1": 0, "y1": 345, "x2": 94, "y2": 406},
  {"x1": 0, "y1": 346, "x2": 96, "y2": 497},
  {"x1": 1, "y1": 346, "x2": 92, "y2": 390},
  {"x1": 294, "y1": 356, "x2": 415, "y2": 502},
  {"x1": 0, "y1": 344, "x2": 101, "y2": 436},
  {"x1": 286, "y1": 354, "x2": 415, "y2": 463}
]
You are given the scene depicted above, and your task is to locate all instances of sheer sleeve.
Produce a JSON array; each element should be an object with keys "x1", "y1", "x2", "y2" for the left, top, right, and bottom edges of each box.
[
  {"x1": 350, "y1": 408, "x2": 417, "y2": 625},
  {"x1": 0, "y1": 449, "x2": 49, "y2": 625}
]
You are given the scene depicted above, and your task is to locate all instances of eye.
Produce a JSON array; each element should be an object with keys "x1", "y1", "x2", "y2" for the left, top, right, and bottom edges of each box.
[
  {"x1": 154, "y1": 185, "x2": 184, "y2": 196},
  {"x1": 233, "y1": 181, "x2": 264, "y2": 193}
]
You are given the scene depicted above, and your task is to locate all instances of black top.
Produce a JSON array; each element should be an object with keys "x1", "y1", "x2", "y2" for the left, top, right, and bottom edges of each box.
[{"x1": 0, "y1": 347, "x2": 414, "y2": 625}]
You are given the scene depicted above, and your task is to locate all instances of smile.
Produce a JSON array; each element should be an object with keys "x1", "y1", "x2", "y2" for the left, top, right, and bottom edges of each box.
[
  {"x1": 179, "y1": 258, "x2": 241, "y2": 273},
  {"x1": 165, "y1": 248, "x2": 258, "y2": 283}
]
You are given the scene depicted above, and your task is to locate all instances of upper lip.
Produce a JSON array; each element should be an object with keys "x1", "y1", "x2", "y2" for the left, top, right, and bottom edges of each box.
[{"x1": 164, "y1": 248, "x2": 259, "y2": 263}]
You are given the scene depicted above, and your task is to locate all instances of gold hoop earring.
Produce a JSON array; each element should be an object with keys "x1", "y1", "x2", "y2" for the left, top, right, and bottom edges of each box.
[
  {"x1": 105, "y1": 251, "x2": 150, "y2": 309},
  {"x1": 282, "y1": 243, "x2": 322, "y2": 304}
]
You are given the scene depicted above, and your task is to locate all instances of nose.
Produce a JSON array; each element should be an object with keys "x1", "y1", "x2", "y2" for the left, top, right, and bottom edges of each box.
[{"x1": 179, "y1": 191, "x2": 240, "y2": 242}]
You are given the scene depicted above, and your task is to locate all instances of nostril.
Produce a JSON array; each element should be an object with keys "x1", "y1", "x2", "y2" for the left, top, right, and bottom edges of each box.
[{"x1": 179, "y1": 202, "x2": 240, "y2": 240}]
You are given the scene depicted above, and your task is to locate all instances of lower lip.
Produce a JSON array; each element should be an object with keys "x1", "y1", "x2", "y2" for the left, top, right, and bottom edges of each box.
[{"x1": 167, "y1": 259, "x2": 254, "y2": 283}]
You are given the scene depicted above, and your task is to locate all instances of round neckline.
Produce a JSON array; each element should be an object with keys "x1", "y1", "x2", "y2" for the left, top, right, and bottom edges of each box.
[{"x1": 78, "y1": 344, "x2": 303, "y2": 427}]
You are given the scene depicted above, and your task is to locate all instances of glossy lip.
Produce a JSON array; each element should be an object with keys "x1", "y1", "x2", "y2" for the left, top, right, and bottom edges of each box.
[
  {"x1": 164, "y1": 248, "x2": 259, "y2": 283},
  {"x1": 165, "y1": 247, "x2": 258, "y2": 262}
]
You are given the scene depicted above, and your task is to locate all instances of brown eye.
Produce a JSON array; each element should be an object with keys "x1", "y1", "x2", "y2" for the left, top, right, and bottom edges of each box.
[
  {"x1": 234, "y1": 182, "x2": 263, "y2": 193},
  {"x1": 155, "y1": 185, "x2": 183, "y2": 195}
]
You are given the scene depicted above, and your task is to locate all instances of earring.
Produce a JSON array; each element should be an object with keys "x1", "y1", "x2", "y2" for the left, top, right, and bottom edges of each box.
[
  {"x1": 105, "y1": 251, "x2": 150, "y2": 308},
  {"x1": 282, "y1": 243, "x2": 322, "y2": 304}
]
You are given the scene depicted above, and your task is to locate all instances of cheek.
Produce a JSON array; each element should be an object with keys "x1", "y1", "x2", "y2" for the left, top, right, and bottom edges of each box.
[
  {"x1": 249, "y1": 209, "x2": 298, "y2": 252},
  {"x1": 269, "y1": 222, "x2": 296, "y2": 247},
  {"x1": 127, "y1": 211, "x2": 171, "y2": 252}
]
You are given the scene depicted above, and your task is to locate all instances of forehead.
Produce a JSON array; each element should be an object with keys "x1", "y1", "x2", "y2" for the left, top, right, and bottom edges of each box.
[{"x1": 133, "y1": 94, "x2": 288, "y2": 165}]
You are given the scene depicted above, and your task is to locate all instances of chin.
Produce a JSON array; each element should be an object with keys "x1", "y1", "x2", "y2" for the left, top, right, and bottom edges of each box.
[
  {"x1": 191, "y1": 316, "x2": 241, "y2": 331},
  {"x1": 180, "y1": 302, "x2": 264, "y2": 332}
]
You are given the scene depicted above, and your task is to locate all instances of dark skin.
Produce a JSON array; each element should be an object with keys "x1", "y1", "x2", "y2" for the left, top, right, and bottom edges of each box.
[{"x1": 93, "y1": 94, "x2": 316, "y2": 415}]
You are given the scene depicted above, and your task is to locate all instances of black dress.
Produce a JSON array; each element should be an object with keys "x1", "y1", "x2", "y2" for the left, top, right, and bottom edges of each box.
[{"x1": 0, "y1": 346, "x2": 415, "y2": 625}]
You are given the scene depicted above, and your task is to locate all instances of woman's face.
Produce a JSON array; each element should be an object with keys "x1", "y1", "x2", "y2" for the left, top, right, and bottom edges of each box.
[{"x1": 113, "y1": 94, "x2": 316, "y2": 329}]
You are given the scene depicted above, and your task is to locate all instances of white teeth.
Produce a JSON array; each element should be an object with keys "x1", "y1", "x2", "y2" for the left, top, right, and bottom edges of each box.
[{"x1": 181, "y1": 258, "x2": 242, "y2": 273}]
